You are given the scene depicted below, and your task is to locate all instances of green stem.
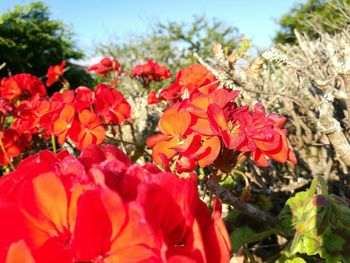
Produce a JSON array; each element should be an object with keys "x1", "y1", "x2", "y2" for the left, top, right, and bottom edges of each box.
[
  {"x1": 51, "y1": 134, "x2": 57, "y2": 153},
  {"x1": 243, "y1": 245, "x2": 255, "y2": 263},
  {"x1": 232, "y1": 168, "x2": 250, "y2": 189},
  {"x1": 318, "y1": 176, "x2": 329, "y2": 196}
]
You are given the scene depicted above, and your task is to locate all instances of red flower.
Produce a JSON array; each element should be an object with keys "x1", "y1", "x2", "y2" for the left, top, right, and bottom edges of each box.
[
  {"x1": 152, "y1": 64, "x2": 219, "y2": 104},
  {"x1": 94, "y1": 84, "x2": 131, "y2": 125},
  {"x1": 0, "y1": 98, "x2": 13, "y2": 116},
  {"x1": 131, "y1": 59, "x2": 171, "y2": 88},
  {"x1": 0, "y1": 128, "x2": 25, "y2": 165},
  {"x1": 0, "y1": 145, "x2": 231, "y2": 263},
  {"x1": 46, "y1": 60, "x2": 65, "y2": 87},
  {"x1": 208, "y1": 102, "x2": 296, "y2": 167},
  {"x1": 88, "y1": 57, "x2": 122, "y2": 77},
  {"x1": 74, "y1": 86, "x2": 95, "y2": 112},
  {"x1": 0, "y1": 74, "x2": 46, "y2": 101},
  {"x1": 69, "y1": 109, "x2": 105, "y2": 150},
  {"x1": 147, "y1": 89, "x2": 161, "y2": 105}
]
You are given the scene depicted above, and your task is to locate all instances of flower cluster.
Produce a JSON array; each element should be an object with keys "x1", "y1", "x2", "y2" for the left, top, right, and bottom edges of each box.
[
  {"x1": 0, "y1": 144, "x2": 231, "y2": 263},
  {"x1": 147, "y1": 64, "x2": 296, "y2": 174},
  {"x1": 147, "y1": 64, "x2": 218, "y2": 105},
  {"x1": 0, "y1": 73, "x2": 46, "y2": 101},
  {"x1": 0, "y1": 73, "x2": 48, "y2": 165},
  {"x1": 131, "y1": 59, "x2": 171, "y2": 88},
  {"x1": 0, "y1": 62, "x2": 131, "y2": 165},
  {"x1": 88, "y1": 57, "x2": 123, "y2": 77}
]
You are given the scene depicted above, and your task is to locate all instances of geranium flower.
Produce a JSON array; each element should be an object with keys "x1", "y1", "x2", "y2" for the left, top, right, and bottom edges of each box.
[
  {"x1": 131, "y1": 59, "x2": 171, "y2": 88},
  {"x1": 94, "y1": 84, "x2": 131, "y2": 125},
  {"x1": 208, "y1": 102, "x2": 297, "y2": 167},
  {"x1": 74, "y1": 86, "x2": 95, "y2": 112},
  {"x1": 88, "y1": 57, "x2": 122, "y2": 77},
  {"x1": 69, "y1": 109, "x2": 105, "y2": 150},
  {"x1": 46, "y1": 60, "x2": 65, "y2": 87},
  {"x1": 147, "y1": 106, "x2": 221, "y2": 173},
  {"x1": 0, "y1": 74, "x2": 46, "y2": 101},
  {"x1": 0, "y1": 145, "x2": 231, "y2": 263},
  {"x1": 151, "y1": 64, "x2": 219, "y2": 104}
]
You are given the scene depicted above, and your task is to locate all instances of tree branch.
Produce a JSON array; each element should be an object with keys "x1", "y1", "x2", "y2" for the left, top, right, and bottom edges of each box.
[{"x1": 318, "y1": 99, "x2": 350, "y2": 166}]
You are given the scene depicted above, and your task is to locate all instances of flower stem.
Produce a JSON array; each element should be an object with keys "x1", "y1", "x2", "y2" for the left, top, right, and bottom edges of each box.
[{"x1": 51, "y1": 134, "x2": 57, "y2": 153}]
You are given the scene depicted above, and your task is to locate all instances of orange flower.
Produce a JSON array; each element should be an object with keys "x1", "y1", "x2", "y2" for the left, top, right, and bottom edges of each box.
[
  {"x1": 69, "y1": 109, "x2": 105, "y2": 150},
  {"x1": 147, "y1": 106, "x2": 221, "y2": 173},
  {"x1": 52, "y1": 104, "x2": 75, "y2": 145},
  {"x1": 147, "y1": 107, "x2": 191, "y2": 165},
  {"x1": 46, "y1": 60, "x2": 65, "y2": 87}
]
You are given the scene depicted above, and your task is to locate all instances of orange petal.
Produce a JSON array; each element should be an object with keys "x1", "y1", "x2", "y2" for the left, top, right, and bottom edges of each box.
[
  {"x1": 191, "y1": 118, "x2": 215, "y2": 136},
  {"x1": 146, "y1": 133, "x2": 172, "y2": 148},
  {"x1": 158, "y1": 108, "x2": 191, "y2": 138},
  {"x1": 152, "y1": 140, "x2": 178, "y2": 165},
  {"x1": 53, "y1": 119, "x2": 67, "y2": 135},
  {"x1": 198, "y1": 136, "x2": 221, "y2": 167},
  {"x1": 109, "y1": 203, "x2": 160, "y2": 262},
  {"x1": 252, "y1": 150, "x2": 270, "y2": 167},
  {"x1": 91, "y1": 126, "x2": 106, "y2": 145},
  {"x1": 6, "y1": 240, "x2": 35, "y2": 263},
  {"x1": 31, "y1": 173, "x2": 68, "y2": 234},
  {"x1": 60, "y1": 104, "x2": 75, "y2": 122}
]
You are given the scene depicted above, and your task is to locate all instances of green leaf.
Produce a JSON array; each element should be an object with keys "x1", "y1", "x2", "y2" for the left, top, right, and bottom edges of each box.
[
  {"x1": 279, "y1": 178, "x2": 350, "y2": 262},
  {"x1": 230, "y1": 226, "x2": 277, "y2": 253}
]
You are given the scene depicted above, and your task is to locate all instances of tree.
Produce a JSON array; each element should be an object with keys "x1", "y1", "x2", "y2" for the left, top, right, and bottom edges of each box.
[
  {"x1": 274, "y1": 0, "x2": 350, "y2": 44},
  {"x1": 96, "y1": 15, "x2": 241, "y2": 73},
  {"x1": 0, "y1": 1, "x2": 92, "y2": 88}
]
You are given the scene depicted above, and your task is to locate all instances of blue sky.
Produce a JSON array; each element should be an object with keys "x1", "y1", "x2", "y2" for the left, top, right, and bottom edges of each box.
[{"x1": 1, "y1": 0, "x2": 305, "y2": 55}]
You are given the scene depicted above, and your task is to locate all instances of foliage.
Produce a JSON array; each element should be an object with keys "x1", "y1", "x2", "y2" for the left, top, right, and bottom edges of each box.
[
  {"x1": 275, "y1": 0, "x2": 350, "y2": 44},
  {"x1": 0, "y1": 1, "x2": 92, "y2": 87},
  {"x1": 279, "y1": 177, "x2": 350, "y2": 262}
]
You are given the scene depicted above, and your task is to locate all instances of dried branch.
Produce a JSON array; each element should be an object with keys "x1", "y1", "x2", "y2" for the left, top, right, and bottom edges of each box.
[{"x1": 205, "y1": 179, "x2": 280, "y2": 227}]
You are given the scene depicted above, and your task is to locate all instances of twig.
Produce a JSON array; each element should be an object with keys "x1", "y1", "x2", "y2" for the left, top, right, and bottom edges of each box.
[{"x1": 106, "y1": 135, "x2": 138, "y2": 146}]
